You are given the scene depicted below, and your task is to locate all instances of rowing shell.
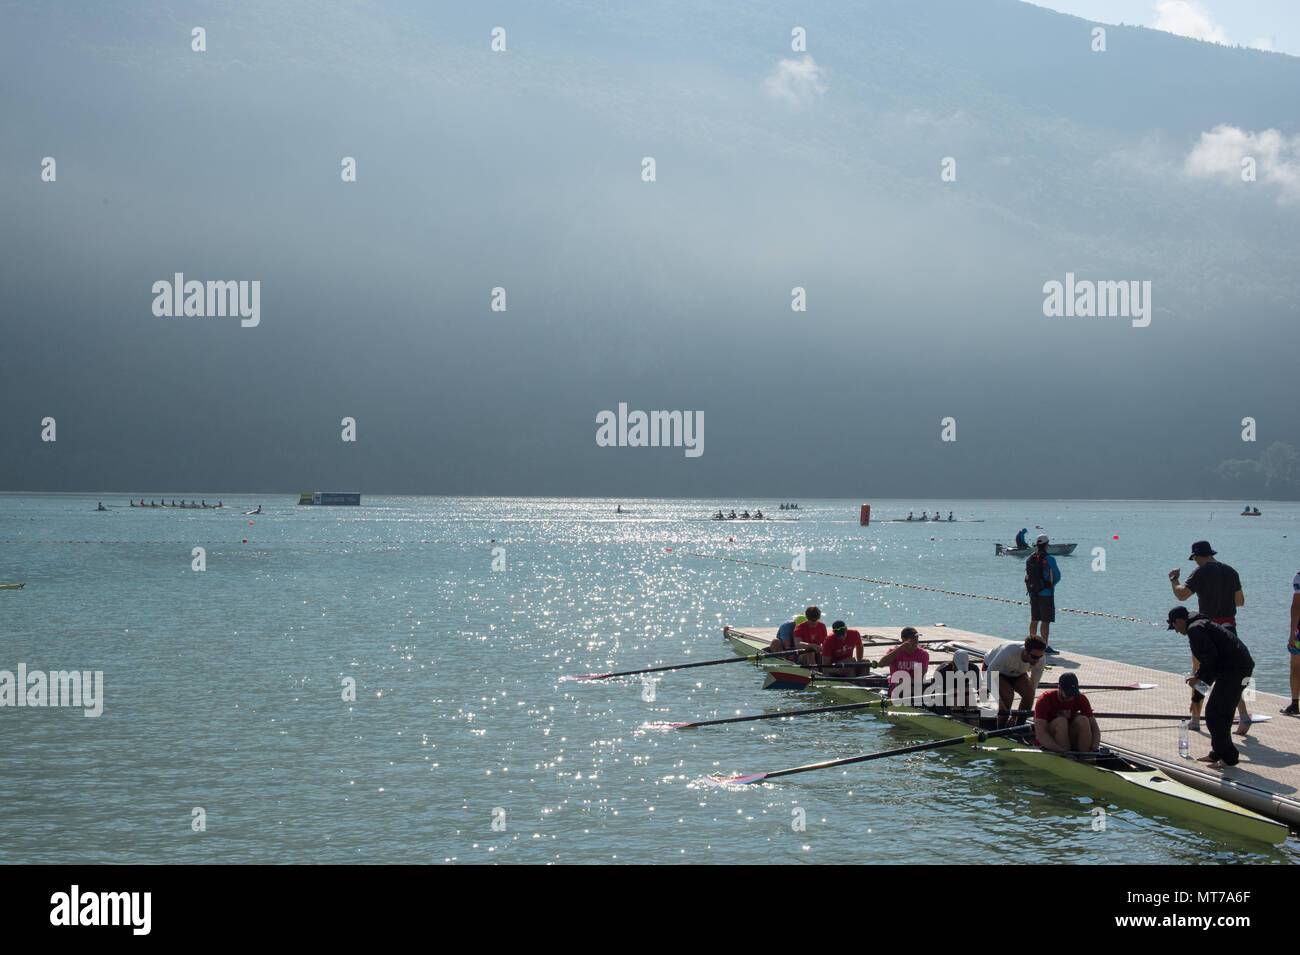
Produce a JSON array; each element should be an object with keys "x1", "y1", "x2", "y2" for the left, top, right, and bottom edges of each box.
[
  {"x1": 1, "y1": 583, "x2": 24, "y2": 590},
  {"x1": 722, "y1": 627, "x2": 1287, "y2": 844}
]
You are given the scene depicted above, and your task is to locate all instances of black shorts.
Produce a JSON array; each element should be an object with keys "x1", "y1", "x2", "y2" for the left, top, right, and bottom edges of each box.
[{"x1": 1030, "y1": 594, "x2": 1055, "y2": 622}]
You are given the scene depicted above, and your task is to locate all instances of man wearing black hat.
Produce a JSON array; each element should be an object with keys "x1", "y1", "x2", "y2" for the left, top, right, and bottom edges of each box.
[
  {"x1": 1169, "y1": 541, "x2": 1244, "y2": 629},
  {"x1": 1169, "y1": 540, "x2": 1249, "y2": 734},
  {"x1": 1167, "y1": 606, "x2": 1255, "y2": 768},
  {"x1": 1033, "y1": 672, "x2": 1100, "y2": 758}
]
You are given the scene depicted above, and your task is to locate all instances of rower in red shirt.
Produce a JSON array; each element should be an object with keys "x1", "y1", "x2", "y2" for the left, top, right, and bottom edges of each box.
[
  {"x1": 880, "y1": 627, "x2": 930, "y2": 702},
  {"x1": 792, "y1": 606, "x2": 828, "y2": 667},
  {"x1": 820, "y1": 620, "x2": 866, "y2": 676},
  {"x1": 1033, "y1": 672, "x2": 1101, "y2": 757}
]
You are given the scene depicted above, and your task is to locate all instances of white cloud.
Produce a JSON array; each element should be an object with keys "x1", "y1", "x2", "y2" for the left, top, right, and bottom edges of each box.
[
  {"x1": 763, "y1": 56, "x2": 828, "y2": 107},
  {"x1": 1152, "y1": 0, "x2": 1229, "y2": 45},
  {"x1": 1185, "y1": 124, "x2": 1300, "y2": 202}
]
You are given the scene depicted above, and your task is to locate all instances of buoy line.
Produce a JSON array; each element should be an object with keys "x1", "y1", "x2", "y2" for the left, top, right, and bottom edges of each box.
[{"x1": 684, "y1": 552, "x2": 1160, "y2": 626}]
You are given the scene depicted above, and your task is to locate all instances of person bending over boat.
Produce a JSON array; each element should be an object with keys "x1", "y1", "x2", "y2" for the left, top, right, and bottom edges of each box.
[
  {"x1": 1015, "y1": 528, "x2": 1029, "y2": 549},
  {"x1": 948, "y1": 511, "x2": 954, "y2": 521},
  {"x1": 792, "y1": 606, "x2": 828, "y2": 668},
  {"x1": 985, "y1": 637, "x2": 1047, "y2": 728},
  {"x1": 728, "y1": 510, "x2": 736, "y2": 519},
  {"x1": 880, "y1": 627, "x2": 930, "y2": 702},
  {"x1": 768, "y1": 614, "x2": 807, "y2": 655},
  {"x1": 1167, "y1": 607, "x2": 1254, "y2": 768},
  {"x1": 1033, "y1": 673, "x2": 1100, "y2": 758},
  {"x1": 820, "y1": 621, "x2": 866, "y2": 676},
  {"x1": 906, "y1": 511, "x2": 914, "y2": 521}
]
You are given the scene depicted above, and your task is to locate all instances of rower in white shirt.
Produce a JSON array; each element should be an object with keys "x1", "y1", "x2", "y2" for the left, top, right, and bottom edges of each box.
[{"x1": 983, "y1": 637, "x2": 1048, "y2": 728}]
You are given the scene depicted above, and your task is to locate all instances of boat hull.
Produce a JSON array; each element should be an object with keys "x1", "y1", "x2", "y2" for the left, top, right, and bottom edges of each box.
[
  {"x1": 722, "y1": 627, "x2": 1287, "y2": 844},
  {"x1": 996, "y1": 543, "x2": 1078, "y2": 556}
]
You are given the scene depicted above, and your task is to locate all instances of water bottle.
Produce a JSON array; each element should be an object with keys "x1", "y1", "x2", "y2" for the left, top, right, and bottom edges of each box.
[
  {"x1": 1194, "y1": 680, "x2": 1212, "y2": 697},
  {"x1": 1178, "y1": 719, "x2": 1190, "y2": 758}
]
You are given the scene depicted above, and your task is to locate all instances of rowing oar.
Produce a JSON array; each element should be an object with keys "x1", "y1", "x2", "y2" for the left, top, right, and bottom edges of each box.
[
  {"x1": 1039, "y1": 682, "x2": 1157, "y2": 691},
  {"x1": 564, "y1": 649, "x2": 800, "y2": 681},
  {"x1": 708, "y1": 724, "x2": 1030, "y2": 786},
  {"x1": 647, "y1": 697, "x2": 888, "y2": 731},
  {"x1": 1091, "y1": 712, "x2": 1270, "y2": 722},
  {"x1": 656, "y1": 690, "x2": 1002, "y2": 732},
  {"x1": 1003, "y1": 710, "x2": 1269, "y2": 722}
]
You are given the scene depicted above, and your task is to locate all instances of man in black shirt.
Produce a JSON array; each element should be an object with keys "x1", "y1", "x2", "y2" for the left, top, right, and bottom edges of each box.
[
  {"x1": 1167, "y1": 606, "x2": 1255, "y2": 768},
  {"x1": 1170, "y1": 541, "x2": 1244, "y2": 626},
  {"x1": 1169, "y1": 540, "x2": 1249, "y2": 733}
]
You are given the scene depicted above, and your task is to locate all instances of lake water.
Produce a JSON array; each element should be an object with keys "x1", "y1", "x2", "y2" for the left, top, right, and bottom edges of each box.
[{"x1": 1, "y1": 494, "x2": 1296, "y2": 863}]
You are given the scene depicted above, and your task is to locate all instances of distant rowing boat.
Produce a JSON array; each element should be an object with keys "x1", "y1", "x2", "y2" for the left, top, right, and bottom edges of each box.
[
  {"x1": 721, "y1": 627, "x2": 1287, "y2": 844},
  {"x1": 0, "y1": 583, "x2": 24, "y2": 590},
  {"x1": 880, "y1": 518, "x2": 984, "y2": 523},
  {"x1": 118, "y1": 504, "x2": 227, "y2": 510},
  {"x1": 995, "y1": 542, "x2": 1078, "y2": 556}
]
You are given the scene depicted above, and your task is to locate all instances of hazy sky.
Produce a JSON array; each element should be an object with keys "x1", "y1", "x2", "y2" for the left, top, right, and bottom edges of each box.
[
  {"x1": 1, "y1": 1, "x2": 1296, "y2": 498},
  {"x1": 1028, "y1": 0, "x2": 1299, "y2": 54}
]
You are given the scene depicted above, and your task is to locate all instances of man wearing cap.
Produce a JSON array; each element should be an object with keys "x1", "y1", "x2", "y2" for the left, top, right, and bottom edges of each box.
[
  {"x1": 791, "y1": 606, "x2": 828, "y2": 667},
  {"x1": 984, "y1": 637, "x2": 1048, "y2": 728},
  {"x1": 1033, "y1": 673, "x2": 1100, "y2": 757},
  {"x1": 820, "y1": 620, "x2": 866, "y2": 676},
  {"x1": 879, "y1": 627, "x2": 930, "y2": 702},
  {"x1": 1169, "y1": 541, "x2": 1250, "y2": 733},
  {"x1": 1167, "y1": 606, "x2": 1255, "y2": 768},
  {"x1": 1026, "y1": 535, "x2": 1062, "y2": 654},
  {"x1": 927, "y1": 649, "x2": 979, "y2": 710}
]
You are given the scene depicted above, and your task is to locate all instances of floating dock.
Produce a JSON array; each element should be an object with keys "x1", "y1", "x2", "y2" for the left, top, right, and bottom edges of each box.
[
  {"x1": 732, "y1": 624, "x2": 1300, "y2": 830},
  {"x1": 297, "y1": 491, "x2": 361, "y2": 505}
]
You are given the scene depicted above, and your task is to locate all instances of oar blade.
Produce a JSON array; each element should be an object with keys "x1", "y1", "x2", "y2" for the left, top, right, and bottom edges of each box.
[
  {"x1": 707, "y1": 772, "x2": 768, "y2": 786},
  {"x1": 642, "y1": 721, "x2": 691, "y2": 730}
]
